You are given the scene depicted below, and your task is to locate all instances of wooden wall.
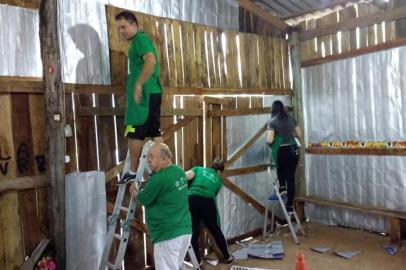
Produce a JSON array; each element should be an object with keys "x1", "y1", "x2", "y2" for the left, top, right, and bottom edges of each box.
[
  {"x1": 300, "y1": 0, "x2": 406, "y2": 66},
  {"x1": 0, "y1": 92, "x2": 46, "y2": 270}
]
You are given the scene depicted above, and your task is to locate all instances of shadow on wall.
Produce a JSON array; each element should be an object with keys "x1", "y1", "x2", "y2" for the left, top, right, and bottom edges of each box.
[{"x1": 68, "y1": 24, "x2": 103, "y2": 84}]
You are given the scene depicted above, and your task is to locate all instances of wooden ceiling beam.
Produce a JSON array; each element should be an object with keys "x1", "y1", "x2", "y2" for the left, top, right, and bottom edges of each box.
[
  {"x1": 300, "y1": 4, "x2": 406, "y2": 41},
  {"x1": 282, "y1": 0, "x2": 359, "y2": 20},
  {"x1": 239, "y1": 0, "x2": 290, "y2": 32}
]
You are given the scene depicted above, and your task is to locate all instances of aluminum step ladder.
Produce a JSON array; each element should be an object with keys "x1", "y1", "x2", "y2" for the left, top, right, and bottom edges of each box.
[
  {"x1": 262, "y1": 165, "x2": 305, "y2": 244},
  {"x1": 99, "y1": 140, "x2": 201, "y2": 270}
]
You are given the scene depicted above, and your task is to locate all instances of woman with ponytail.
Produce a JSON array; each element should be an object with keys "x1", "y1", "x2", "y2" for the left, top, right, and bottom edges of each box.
[{"x1": 266, "y1": 100, "x2": 302, "y2": 212}]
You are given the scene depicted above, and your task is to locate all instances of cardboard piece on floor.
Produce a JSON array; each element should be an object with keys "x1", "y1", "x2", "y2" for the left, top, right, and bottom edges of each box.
[
  {"x1": 232, "y1": 240, "x2": 284, "y2": 260},
  {"x1": 334, "y1": 251, "x2": 361, "y2": 259},
  {"x1": 311, "y1": 246, "x2": 332, "y2": 253}
]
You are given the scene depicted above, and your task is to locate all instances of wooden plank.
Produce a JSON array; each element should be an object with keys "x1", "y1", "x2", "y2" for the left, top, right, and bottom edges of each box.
[
  {"x1": 226, "y1": 31, "x2": 239, "y2": 88},
  {"x1": 208, "y1": 107, "x2": 271, "y2": 117},
  {"x1": 393, "y1": 0, "x2": 406, "y2": 39},
  {"x1": 390, "y1": 217, "x2": 401, "y2": 244},
  {"x1": 222, "y1": 164, "x2": 268, "y2": 177},
  {"x1": 257, "y1": 36, "x2": 267, "y2": 88},
  {"x1": 96, "y1": 94, "x2": 116, "y2": 172},
  {"x1": 302, "y1": 36, "x2": 406, "y2": 67},
  {"x1": 11, "y1": 94, "x2": 35, "y2": 177},
  {"x1": 183, "y1": 22, "x2": 197, "y2": 87},
  {"x1": 300, "y1": 4, "x2": 406, "y2": 41},
  {"x1": 174, "y1": 97, "x2": 184, "y2": 166},
  {"x1": 0, "y1": 0, "x2": 40, "y2": 9},
  {"x1": 165, "y1": 86, "x2": 293, "y2": 95},
  {"x1": 173, "y1": 20, "x2": 184, "y2": 87},
  {"x1": 210, "y1": 28, "x2": 220, "y2": 88},
  {"x1": 367, "y1": 4, "x2": 382, "y2": 46},
  {"x1": 0, "y1": 175, "x2": 47, "y2": 193},
  {"x1": 75, "y1": 94, "x2": 98, "y2": 171},
  {"x1": 238, "y1": 33, "x2": 248, "y2": 88},
  {"x1": 18, "y1": 189, "x2": 45, "y2": 256},
  {"x1": 222, "y1": 176, "x2": 266, "y2": 215},
  {"x1": 0, "y1": 94, "x2": 15, "y2": 180},
  {"x1": 265, "y1": 36, "x2": 275, "y2": 88},
  {"x1": 28, "y1": 94, "x2": 46, "y2": 175},
  {"x1": 247, "y1": 34, "x2": 259, "y2": 88},
  {"x1": 273, "y1": 38, "x2": 282, "y2": 88},
  {"x1": 65, "y1": 93, "x2": 77, "y2": 173},
  {"x1": 224, "y1": 125, "x2": 266, "y2": 168},
  {"x1": 157, "y1": 18, "x2": 170, "y2": 87},
  {"x1": 0, "y1": 192, "x2": 24, "y2": 269},
  {"x1": 299, "y1": 21, "x2": 309, "y2": 62},
  {"x1": 211, "y1": 104, "x2": 222, "y2": 160},
  {"x1": 205, "y1": 27, "x2": 216, "y2": 88},
  {"x1": 250, "y1": 96, "x2": 263, "y2": 108},
  {"x1": 217, "y1": 29, "x2": 227, "y2": 87},
  {"x1": 238, "y1": 0, "x2": 289, "y2": 32},
  {"x1": 182, "y1": 98, "x2": 200, "y2": 169},
  {"x1": 339, "y1": 6, "x2": 357, "y2": 53},
  {"x1": 166, "y1": 19, "x2": 177, "y2": 87},
  {"x1": 295, "y1": 196, "x2": 406, "y2": 219},
  {"x1": 203, "y1": 101, "x2": 212, "y2": 166},
  {"x1": 194, "y1": 25, "x2": 206, "y2": 88},
  {"x1": 281, "y1": 39, "x2": 290, "y2": 89},
  {"x1": 358, "y1": 3, "x2": 369, "y2": 48}
]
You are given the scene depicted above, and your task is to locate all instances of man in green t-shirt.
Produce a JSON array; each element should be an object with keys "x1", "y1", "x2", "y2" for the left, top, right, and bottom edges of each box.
[
  {"x1": 185, "y1": 159, "x2": 234, "y2": 265},
  {"x1": 132, "y1": 143, "x2": 192, "y2": 269},
  {"x1": 115, "y1": 11, "x2": 163, "y2": 185}
]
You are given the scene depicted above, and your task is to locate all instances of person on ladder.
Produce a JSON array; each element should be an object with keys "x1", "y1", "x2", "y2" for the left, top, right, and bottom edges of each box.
[
  {"x1": 266, "y1": 100, "x2": 302, "y2": 213},
  {"x1": 185, "y1": 158, "x2": 235, "y2": 266},
  {"x1": 115, "y1": 11, "x2": 163, "y2": 184},
  {"x1": 131, "y1": 143, "x2": 192, "y2": 269}
]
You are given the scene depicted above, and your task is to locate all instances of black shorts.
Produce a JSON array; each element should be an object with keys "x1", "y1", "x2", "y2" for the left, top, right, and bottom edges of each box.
[{"x1": 125, "y1": 93, "x2": 162, "y2": 140}]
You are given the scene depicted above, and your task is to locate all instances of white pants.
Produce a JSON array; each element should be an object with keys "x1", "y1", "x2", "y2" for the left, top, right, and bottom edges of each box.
[{"x1": 154, "y1": 234, "x2": 192, "y2": 270}]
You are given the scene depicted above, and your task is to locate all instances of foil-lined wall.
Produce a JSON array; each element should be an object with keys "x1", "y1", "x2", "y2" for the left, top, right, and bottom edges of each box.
[
  {"x1": 218, "y1": 96, "x2": 292, "y2": 238},
  {"x1": 0, "y1": 5, "x2": 42, "y2": 77},
  {"x1": 302, "y1": 46, "x2": 406, "y2": 233}
]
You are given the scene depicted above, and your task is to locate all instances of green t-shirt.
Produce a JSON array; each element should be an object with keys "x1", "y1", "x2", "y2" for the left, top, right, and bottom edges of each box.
[
  {"x1": 188, "y1": 167, "x2": 222, "y2": 198},
  {"x1": 126, "y1": 31, "x2": 162, "y2": 126},
  {"x1": 137, "y1": 164, "x2": 192, "y2": 244}
]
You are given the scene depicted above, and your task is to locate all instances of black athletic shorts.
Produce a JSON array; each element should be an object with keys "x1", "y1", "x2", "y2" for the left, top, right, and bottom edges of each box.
[{"x1": 124, "y1": 93, "x2": 162, "y2": 140}]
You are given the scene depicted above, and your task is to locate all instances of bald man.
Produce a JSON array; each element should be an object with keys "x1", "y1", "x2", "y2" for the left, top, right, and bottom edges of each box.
[{"x1": 132, "y1": 143, "x2": 192, "y2": 270}]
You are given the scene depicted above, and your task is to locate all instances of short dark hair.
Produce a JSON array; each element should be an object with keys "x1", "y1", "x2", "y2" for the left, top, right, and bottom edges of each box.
[
  {"x1": 211, "y1": 158, "x2": 224, "y2": 173},
  {"x1": 115, "y1": 11, "x2": 138, "y2": 26}
]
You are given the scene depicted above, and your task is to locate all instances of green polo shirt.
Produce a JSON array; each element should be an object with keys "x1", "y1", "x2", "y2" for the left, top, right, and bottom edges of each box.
[
  {"x1": 188, "y1": 167, "x2": 222, "y2": 199},
  {"x1": 126, "y1": 31, "x2": 162, "y2": 126},
  {"x1": 137, "y1": 164, "x2": 192, "y2": 244}
]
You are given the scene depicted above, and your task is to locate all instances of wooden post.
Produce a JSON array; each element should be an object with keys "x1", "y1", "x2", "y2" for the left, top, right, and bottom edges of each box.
[
  {"x1": 289, "y1": 31, "x2": 306, "y2": 197},
  {"x1": 39, "y1": 0, "x2": 66, "y2": 266}
]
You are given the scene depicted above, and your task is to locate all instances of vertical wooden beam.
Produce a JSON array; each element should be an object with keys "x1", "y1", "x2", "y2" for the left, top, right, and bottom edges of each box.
[
  {"x1": 39, "y1": 0, "x2": 66, "y2": 266},
  {"x1": 289, "y1": 31, "x2": 305, "y2": 197}
]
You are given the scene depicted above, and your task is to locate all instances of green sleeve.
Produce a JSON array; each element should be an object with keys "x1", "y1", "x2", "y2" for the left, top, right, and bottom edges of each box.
[
  {"x1": 135, "y1": 34, "x2": 154, "y2": 57},
  {"x1": 137, "y1": 175, "x2": 162, "y2": 208}
]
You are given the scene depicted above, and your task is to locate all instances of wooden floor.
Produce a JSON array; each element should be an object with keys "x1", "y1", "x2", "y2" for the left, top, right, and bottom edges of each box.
[{"x1": 200, "y1": 222, "x2": 406, "y2": 270}]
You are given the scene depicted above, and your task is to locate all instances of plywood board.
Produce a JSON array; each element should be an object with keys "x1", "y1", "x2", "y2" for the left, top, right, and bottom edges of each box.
[
  {"x1": 0, "y1": 192, "x2": 24, "y2": 270},
  {"x1": 0, "y1": 94, "x2": 15, "y2": 179},
  {"x1": 11, "y1": 94, "x2": 35, "y2": 177},
  {"x1": 28, "y1": 95, "x2": 45, "y2": 175},
  {"x1": 339, "y1": 6, "x2": 357, "y2": 53}
]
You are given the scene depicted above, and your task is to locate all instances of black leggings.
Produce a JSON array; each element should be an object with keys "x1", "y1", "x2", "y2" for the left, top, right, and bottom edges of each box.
[
  {"x1": 188, "y1": 195, "x2": 230, "y2": 262},
  {"x1": 276, "y1": 145, "x2": 299, "y2": 209}
]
